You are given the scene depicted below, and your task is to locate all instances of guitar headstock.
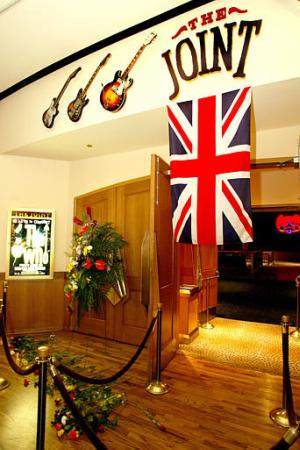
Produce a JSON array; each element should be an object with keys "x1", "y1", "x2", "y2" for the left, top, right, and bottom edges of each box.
[
  {"x1": 69, "y1": 67, "x2": 82, "y2": 80},
  {"x1": 144, "y1": 32, "x2": 157, "y2": 46},
  {"x1": 100, "y1": 53, "x2": 112, "y2": 67}
]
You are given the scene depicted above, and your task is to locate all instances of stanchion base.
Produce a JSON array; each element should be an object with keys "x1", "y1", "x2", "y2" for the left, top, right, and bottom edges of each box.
[
  {"x1": 0, "y1": 377, "x2": 9, "y2": 391},
  {"x1": 146, "y1": 380, "x2": 168, "y2": 395},
  {"x1": 291, "y1": 329, "x2": 300, "y2": 340},
  {"x1": 201, "y1": 322, "x2": 214, "y2": 330},
  {"x1": 270, "y1": 408, "x2": 291, "y2": 428}
]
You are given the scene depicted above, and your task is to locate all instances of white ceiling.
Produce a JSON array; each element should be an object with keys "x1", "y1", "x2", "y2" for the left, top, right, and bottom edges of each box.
[{"x1": 0, "y1": 0, "x2": 299, "y2": 161}]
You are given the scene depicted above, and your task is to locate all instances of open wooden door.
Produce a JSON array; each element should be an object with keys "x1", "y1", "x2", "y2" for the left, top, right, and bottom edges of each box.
[{"x1": 149, "y1": 154, "x2": 179, "y2": 373}]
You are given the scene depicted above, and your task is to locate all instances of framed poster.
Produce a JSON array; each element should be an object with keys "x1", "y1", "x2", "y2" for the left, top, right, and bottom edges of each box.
[{"x1": 6, "y1": 208, "x2": 55, "y2": 279}]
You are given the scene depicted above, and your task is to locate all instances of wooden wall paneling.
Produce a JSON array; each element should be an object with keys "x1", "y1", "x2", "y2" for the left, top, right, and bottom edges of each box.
[
  {"x1": 149, "y1": 155, "x2": 179, "y2": 372},
  {"x1": 113, "y1": 178, "x2": 150, "y2": 344},
  {"x1": 0, "y1": 272, "x2": 65, "y2": 335},
  {"x1": 179, "y1": 243, "x2": 198, "y2": 285}
]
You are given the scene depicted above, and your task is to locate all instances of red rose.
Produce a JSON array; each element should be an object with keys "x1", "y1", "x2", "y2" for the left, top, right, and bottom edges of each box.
[
  {"x1": 55, "y1": 423, "x2": 62, "y2": 430},
  {"x1": 95, "y1": 260, "x2": 106, "y2": 270},
  {"x1": 84, "y1": 258, "x2": 92, "y2": 269},
  {"x1": 23, "y1": 378, "x2": 29, "y2": 387}
]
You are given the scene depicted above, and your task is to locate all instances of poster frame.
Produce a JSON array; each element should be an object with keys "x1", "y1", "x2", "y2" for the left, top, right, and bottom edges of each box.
[{"x1": 6, "y1": 208, "x2": 55, "y2": 280}]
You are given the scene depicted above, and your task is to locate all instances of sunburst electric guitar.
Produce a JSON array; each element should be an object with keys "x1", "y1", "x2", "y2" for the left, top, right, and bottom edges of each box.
[
  {"x1": 100, "y1": 32, "x2": 157, "y2": 112},
  {"x1": 67, "y1": 53, "x2": 111, "y2": 122},
  {"x1": 42, "y1": 67, "x2": 81, "y2": 128}
]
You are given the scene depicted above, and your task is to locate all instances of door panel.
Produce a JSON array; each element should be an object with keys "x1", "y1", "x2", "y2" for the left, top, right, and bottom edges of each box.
[
  {"x1": 149, "y1": 155, "x2": 179, "y2": 371},
  {"x1": 72, "y1": 178, "x2": 150, "y2": 344},
  {"x1": 113, "y1": 179, "x2": 150, "y2": 344},
  {"x1": 73, "y1": 188, "x2": 116, "y2": 338}
]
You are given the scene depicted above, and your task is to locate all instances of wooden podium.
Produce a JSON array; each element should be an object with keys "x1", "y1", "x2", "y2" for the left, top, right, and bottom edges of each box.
[{"x1": 179, "y1": 284, "x2": 200, "y2": 343}]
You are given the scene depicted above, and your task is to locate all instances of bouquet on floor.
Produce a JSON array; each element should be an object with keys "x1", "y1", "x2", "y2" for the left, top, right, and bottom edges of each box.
[{"x1": 64, "y1": 206, "x2": 127, "y2": 323}]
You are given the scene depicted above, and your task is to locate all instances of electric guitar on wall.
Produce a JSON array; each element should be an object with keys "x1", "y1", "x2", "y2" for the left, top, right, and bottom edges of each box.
[
  {"x1": 42, "y1": 67, "x2": 81, "y2": 128},
  {"x1": 68, "y1": 53, "x2": 111, "y2": 122},
  {"x1": 100, "y1": 32, "x2": 157, "y2": 113}
]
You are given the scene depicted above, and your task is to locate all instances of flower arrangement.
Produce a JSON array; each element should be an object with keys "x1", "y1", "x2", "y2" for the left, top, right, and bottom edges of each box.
[{"x1": 64, "y1": 206, "x2": 127, "y2": 322}]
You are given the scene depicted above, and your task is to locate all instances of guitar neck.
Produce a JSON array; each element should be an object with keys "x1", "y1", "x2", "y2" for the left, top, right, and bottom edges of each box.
[
  {"x1": 82, "y1": 53, "x2": 111, "y2": 97},
  {"x1": 55, "y1": 78, "x2": 72, "y2": 105},
  {"x1": 121, "y1": 44, "x2": 147, "y2": 80}
]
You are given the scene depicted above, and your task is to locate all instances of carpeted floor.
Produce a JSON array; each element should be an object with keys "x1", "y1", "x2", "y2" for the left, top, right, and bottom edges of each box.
[{"x1": 178, "y1": 317, "x2": 300, "y2": 377}]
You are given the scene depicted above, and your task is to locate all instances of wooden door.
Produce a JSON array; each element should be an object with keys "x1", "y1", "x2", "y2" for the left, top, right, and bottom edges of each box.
[
  {"x1": 149, "y1": 155, "x2": 179, "y2": 371},
  {"x1": 72, "y1": 178, "x2": 150, "y2": 344},
  {"x1": 113, "y1": 179, "x2": 150, "y2": 344},
  {"x1": 73, "y1": 187, "x2": 116, "y2": 338}
]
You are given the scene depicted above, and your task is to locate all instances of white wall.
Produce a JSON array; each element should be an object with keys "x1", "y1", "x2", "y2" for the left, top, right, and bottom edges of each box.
[
  {"x1": 0, "y1": 0, "x2": 299, "y2": 155},
  {"x1": 0, "y1": 155, "x2": 69, "y2": 272},
  {"x1": 0, "y1": 122, "x2": 298, "y2": 275},
  {"x1": 256, "y1": 125, "x2": 300, "y2": 160}
]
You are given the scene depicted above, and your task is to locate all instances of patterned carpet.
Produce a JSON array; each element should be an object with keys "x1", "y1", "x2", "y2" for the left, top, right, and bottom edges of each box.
[{"x1": 178, "y1": 317, "x2": 300, "y2": 377}]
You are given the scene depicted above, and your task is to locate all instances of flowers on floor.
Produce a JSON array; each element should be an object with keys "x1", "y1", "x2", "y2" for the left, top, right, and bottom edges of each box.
[
  {"x1": 52, "y1": 385, "x2": 124, "y2": 440},
  {"x1": 10, "y1": 335, "x2": 125, "y2": 441},
  {"x1": 64, "y1": 206, "x2": 127, "y2": 322}
]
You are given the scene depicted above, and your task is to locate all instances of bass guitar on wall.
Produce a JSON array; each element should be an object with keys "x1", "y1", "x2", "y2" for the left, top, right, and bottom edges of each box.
[
  {"x1": 68, "y1": 53, "x2": 111, "y2": 122},
  {"x1": 100, "y1": 32, "x2": 157, "y2": 113},
  {"x1": 42, "y1": 67, "x2": 81, "y2": 128}
]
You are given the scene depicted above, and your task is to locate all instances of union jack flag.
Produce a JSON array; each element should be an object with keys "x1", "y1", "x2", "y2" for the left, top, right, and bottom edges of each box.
[{"x1": 167, "y1": 87, "x2": 253, "y2": 245}]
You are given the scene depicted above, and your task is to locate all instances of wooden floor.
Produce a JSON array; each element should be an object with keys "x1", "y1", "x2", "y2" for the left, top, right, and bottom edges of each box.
[{"x1": 0, "y1": 331, "x2": 300, "y2": 450}]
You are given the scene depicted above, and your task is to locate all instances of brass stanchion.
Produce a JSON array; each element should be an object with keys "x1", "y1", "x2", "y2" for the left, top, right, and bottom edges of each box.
[
  {"x1": 0, "y1": 281, "x2": 10, "y2": 391},
  {"x1": 146, "y1": 303, "x2": 168, "y2": 395},
  {"x1": 36, "y1": 345, "x2": 49, "y2": 450},
  {"x1": 201, "y1": 271, "x2": 219, "y2": 330},
  {"x1": 291, "y1": 275, "x2": 300, "y2": 340},
  {"x1": 270, "y1": 315, "x2": 298, "y2": 428}
]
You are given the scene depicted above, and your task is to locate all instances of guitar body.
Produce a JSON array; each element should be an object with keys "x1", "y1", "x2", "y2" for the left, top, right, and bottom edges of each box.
[
  {"x1": 42, "y1": 98, "x2": 58, "y2": 128},
  {"x1": 67, "y1": 88, "x2": 89, "y2": 122},
  {"x1": 100, "y1": 71, "x2": 133, "y2": 112}
]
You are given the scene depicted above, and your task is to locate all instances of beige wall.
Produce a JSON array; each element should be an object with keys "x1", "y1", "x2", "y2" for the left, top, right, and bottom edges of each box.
[
  {"x1": 0, "y1": 126, "x2": 298, "y2": 274},
  {"x1": 251, "y1": 167, "x2": 300, "y2": 206},
  {"x1": 0, "y1": 155, "x2": 69, "y2": 272},
  {"x1": 256, "y1": 125, "x2": 299, "y2": 160}
]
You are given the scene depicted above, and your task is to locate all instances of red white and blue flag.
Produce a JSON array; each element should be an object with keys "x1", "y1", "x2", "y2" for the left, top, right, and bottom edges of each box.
[{"x1": 167, "y1": 87, "x2": 253, "y2": 245}]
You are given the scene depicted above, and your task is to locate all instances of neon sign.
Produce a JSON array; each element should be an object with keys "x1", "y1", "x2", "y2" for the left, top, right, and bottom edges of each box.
[{"x1": 275, "y1": 214, "x2": 300, "y2": 235}]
